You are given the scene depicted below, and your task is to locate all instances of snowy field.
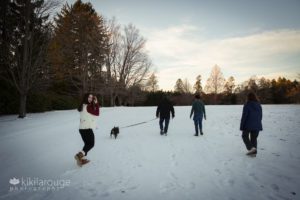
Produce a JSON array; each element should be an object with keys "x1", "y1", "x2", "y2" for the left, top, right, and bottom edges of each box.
[{"x1": 0, "y1": 105, "x2": 300, "y2": 200}]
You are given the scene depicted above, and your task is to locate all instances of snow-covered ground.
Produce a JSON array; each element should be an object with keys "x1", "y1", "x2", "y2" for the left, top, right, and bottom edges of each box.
[{"x1": 0, "y1": 105, "x2": 300, "y2": 200}]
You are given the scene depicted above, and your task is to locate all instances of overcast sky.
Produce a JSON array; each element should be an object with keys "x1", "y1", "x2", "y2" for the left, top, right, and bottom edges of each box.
[{"x1": 62, "y1": 0, "x2": 300, "y2": 90}]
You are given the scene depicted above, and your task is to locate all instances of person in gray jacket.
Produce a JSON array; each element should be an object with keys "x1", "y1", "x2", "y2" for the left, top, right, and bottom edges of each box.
[{"x1": 190, "y1": 94, "x2": 206, "y2": 136}]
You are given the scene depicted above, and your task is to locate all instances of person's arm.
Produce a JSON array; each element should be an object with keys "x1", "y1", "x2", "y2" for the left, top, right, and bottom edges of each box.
[
  {"x1": 190, "y1": 103, "x2": 194, "y2": 118},
  {"x1": 203, "y1": 103, "x2": 206, "y2": 120},
  {"x1": 171, "y1": 105, "x2": 175, "y2": 118},
  {"x1": 260, "y1": 104, "x2": 263, "y2": 121},
  {"x1": 156, "y1": 105, "x2": 160, "y2": 118},
  {"x1": 87, "y1": 103, "x2": 99, "y2": 116},
  {"x1": 240, "y1": 104, "x2": 248, "y2": 131}
]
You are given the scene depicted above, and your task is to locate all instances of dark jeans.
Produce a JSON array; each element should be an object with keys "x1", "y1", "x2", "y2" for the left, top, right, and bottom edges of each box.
[
  {"x1": 193, "y1": 114, "x2": 203, "y2": 134},
  {"x1": 79, "y1": 129, "x2": 95, "y2": 156},
  {"x1": 159, "y1": 117, "x2": 170, "y2": 133},
  {"x1": 242, "y1": 131, "x2": 259, "y2": 151}
]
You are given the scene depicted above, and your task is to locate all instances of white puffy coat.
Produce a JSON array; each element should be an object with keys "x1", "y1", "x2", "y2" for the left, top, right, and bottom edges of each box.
[{"x1": 79, "y1": 104, "x2": 98, "y2": 129}]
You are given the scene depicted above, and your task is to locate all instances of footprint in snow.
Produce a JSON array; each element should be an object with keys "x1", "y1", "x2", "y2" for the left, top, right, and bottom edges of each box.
[
  {"x1": 169, "y1": 172, "x2": 178, "y2": 181},
  {"x1": 272, "y1": 153, "x2": 280, "y2": 157},
  {"x1": 96, "y1": 181, "x2": 102, "y2": 185},
  {"x1": 100, "y1": 191, "x2": 110, "y2": 198},
  {"x1": 171, "y1": 154, "x2": 178, "y2": 166},
  {"x1": 159, "y1": 182, "x2": 177, "y2": 193},
  {"x1": 214, "y1": 169, "x2": 221, "y2": 175},
  {"x1": 188, "y1": 182, "x2": 196, "y2": 189},
  {"x1": 271, "y1": 184, "x2": 280, "y2": 191},
  {"x1": 227, "y1": 179, "x2": 235, "y2": 186},
  {"x1": 249, "y1": 172, "x2": 259, "y2": 181}
]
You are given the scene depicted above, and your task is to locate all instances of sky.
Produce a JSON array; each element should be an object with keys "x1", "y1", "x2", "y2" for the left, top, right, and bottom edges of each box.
[{"x1": 62, "y1": 0, "x2": 300, "y2": 90}]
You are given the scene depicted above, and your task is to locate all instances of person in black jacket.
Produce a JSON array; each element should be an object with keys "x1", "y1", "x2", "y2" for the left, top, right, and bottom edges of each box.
[
  {"x1": 240, "y1": 92, "x2": 263, "y2": 156},
  {"x1": 156, "y1": 97, "x2": 175, "y2": 135}
]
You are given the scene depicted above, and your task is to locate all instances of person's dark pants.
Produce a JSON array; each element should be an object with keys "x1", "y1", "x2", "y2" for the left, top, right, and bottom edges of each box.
[
  {"x1": 79, "y1": 129, "x2": 95, "y2": 156},
  {"x1": 193, "y1": 114, "x2": 203, "y2": 134},
  {"x1": 242, "y1": 131, "x2": 259, "y2": 151},
  {"x1": 159, "y1": 117, "x2": 170, "y2": 133}
]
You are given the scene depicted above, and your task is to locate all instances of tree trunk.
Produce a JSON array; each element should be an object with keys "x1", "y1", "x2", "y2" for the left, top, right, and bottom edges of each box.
[
  {"x1": 110, "y1": 91, "x2": 115, "y2": 106},
  {"x1": 18, "y1": 0, "x2": 30, "y2": 119},
  {"x1": 18, "y1": 93, "x2": 27, "y2": 118}
]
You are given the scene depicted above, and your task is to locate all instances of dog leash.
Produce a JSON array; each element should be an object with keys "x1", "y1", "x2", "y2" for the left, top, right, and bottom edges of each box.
[{"x1": 120, "y1": 118, "x2": 157, "y2": 129}]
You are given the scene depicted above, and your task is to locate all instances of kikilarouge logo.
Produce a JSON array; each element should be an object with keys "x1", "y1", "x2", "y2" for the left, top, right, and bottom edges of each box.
[
  {"x1": 9, "y1": 178, "x2": 20, "y2": 185},
  {"x1": 9, "y1": 177, "x2": 70, "y2": 192}
]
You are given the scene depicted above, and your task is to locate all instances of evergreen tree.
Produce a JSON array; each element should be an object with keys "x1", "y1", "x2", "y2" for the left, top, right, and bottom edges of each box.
[
  {"x1": 224, "y1": 76, "x2": 235, "y2": 94},
  {"x1": 145, "y1": 73, "x2": 159, "y2": 92},
  {"x1": 193, "y1": 75, "x2": 203, "y2": 94},
  {"x1": 0, "y1": 0, "x2": 55, "y2": 118},
  {"x1": 174, "y1": 78, "x2": 185, "y2": 93},
  {"x1": 49, "y1": 0, "x2": 109, "y2": 96}
]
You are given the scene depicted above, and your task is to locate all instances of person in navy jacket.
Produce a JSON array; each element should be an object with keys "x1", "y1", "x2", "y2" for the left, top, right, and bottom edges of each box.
[
  {"x1": 156, "y1": 96, "x2": 175, "y2": 135},
  {"x1": 240, "y1": 92, "x2": 263, "y2": 156}
]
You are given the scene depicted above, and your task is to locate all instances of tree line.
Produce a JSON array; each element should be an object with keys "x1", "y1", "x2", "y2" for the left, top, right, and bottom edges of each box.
[
  {"x1": 150, "y1": 65, "x2": 300, "y2": 106},
  {"x1": 1, "y1": 1, "x2": 299, "y2": 117}
]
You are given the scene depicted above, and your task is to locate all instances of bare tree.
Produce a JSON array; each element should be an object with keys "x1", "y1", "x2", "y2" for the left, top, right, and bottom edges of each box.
[
  {"x1": 108, "y1": 23, "x2": 151, "y2": 105},
  {"x1": 145, "y1": 72, "x2": 159, "y2": 92},
  {"x1": 183, "y1": 78, "x2": 192, "y2": 93},
  {"x1": 116, "y1": 24, "x2": 151, "y2": 87},
  {"x1": 104, "y1": 17, "x2": 122, "y2": 106},
  {"x1": 205, "y1": 65, "x2": 225, "y2": 94},
  {"x1": 247, "y1": 76, "x2": 259, "y2": 92}
]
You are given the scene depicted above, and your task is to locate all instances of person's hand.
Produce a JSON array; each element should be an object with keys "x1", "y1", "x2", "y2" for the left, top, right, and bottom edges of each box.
[
  {"x1": 204, "y1": 115, "x2": 206, "y2": 120},
  {"x1": 172, "y1": 115, "x2": 175, "y2": 119},
  {"x1": 93, "y1": 96, "x2": 98, "y2": 104}
]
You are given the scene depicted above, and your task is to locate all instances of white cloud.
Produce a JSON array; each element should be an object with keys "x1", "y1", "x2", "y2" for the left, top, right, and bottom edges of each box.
[{"x1": 143, "y1": 25, "x2": 300, "y2": 90}]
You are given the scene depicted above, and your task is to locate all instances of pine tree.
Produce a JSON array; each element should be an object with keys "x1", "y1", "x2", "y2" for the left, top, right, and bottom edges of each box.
[
  {"x1": 174, "y1": 78, "x2": 185, "y2": 93},
  {"x1": 145, "y1": 73, "x2": 159, "y2": 92},
  {"x1": 49, "y1": 0, "x2": 109, "y2": 96},
  {"x1": 224, "y1": 76, "x2": 235, "y2": 94},
  {"x1": 0, "y1": 0, "x2": 55, "y2": 118},
  {"x1": 193, "y1": 75, "x2": 203, "y2": 94}
]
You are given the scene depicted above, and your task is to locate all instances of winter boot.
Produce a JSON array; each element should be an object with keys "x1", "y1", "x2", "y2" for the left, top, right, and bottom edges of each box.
[
  {"x1": 194, "y1": 133, "x2": 199, "y2": 136},
  {"x1": 200, "y1": 130, "x2": 203, "y2": 135},
  {"x1": 160, "y1": 130, "x2": 164, "y2": 135},
  {"x1": 80, "y1": 157, "x2": 90, "y2": 166},
  {"x1": 246, "y1": 147, "x2": 257, "y2": 155},
  {"x1": 74, "y1": 151, "x2": 84, "y2": 166}
]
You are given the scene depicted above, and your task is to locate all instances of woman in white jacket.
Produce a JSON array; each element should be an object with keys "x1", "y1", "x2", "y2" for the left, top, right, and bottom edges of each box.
[{"x1": 75, "y1": 93, "x2": 100, "y2": 166}]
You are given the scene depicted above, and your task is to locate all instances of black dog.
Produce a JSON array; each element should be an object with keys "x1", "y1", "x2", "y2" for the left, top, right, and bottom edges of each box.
[{"x1": 110, "y1": 127, "x2": 119, "y2": 139}]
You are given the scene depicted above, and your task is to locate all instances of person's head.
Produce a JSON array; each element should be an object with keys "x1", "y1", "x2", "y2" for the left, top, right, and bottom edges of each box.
[
  {"x1": 247, "y1": 92, "x2": 259, "y2": 102},
  {"x1": 78, "y1": 93, "x2": 93, "y2": 111},
  {"x1": 162, "y1": 95, "x2": 168, "y2": 102},
  {"x1": 195, "y1": 94, "x2": 201, "y2": 100}
]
